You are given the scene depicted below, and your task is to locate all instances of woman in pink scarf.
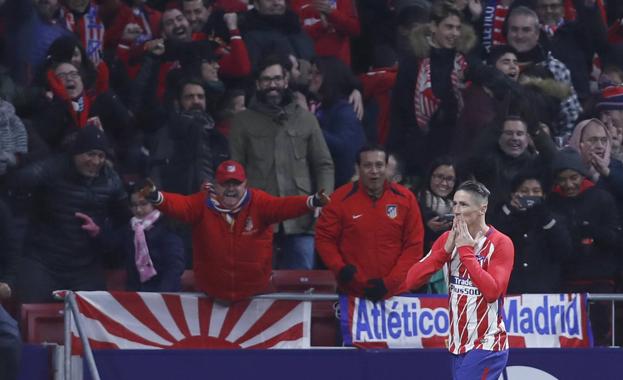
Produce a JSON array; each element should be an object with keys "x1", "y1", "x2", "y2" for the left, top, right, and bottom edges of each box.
[{"x1": 568, "y1": 118, "x2": 623, "y2": 206}]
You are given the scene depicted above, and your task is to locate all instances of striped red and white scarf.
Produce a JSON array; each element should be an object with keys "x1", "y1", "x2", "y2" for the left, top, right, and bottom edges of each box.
[
  {"x1": 413, "y1": 53, "x2": 467, "y2": 132},
  {"x1": 61, "y1": 4, "x2": 105, "y2": 65},
  {"x1": 131, "y1": 209, "x2": 160, "y2": 283}
]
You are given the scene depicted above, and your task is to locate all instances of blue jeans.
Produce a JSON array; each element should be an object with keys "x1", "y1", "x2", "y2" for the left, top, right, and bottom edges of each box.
[
  {"x1": 451, "y1": 349, "x2": 508, "y2": 380},
  {"x1": 0, "y1": 304, "x2": 21, "y2": 380},
  {"x1": 273, "y1": 233, "x2": 315, "y2": 269}
]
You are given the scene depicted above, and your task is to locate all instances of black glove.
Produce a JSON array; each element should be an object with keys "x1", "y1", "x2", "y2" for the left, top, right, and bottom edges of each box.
[
  {"x1": 137, "y1": 178, "x2": 161, "y2": 204},
  {"x1": 338, "y1": 264, "x2": 357, "y2": 285},
  {"x1": 363, "y1": 278, "x2": 388, "y2": 302}
]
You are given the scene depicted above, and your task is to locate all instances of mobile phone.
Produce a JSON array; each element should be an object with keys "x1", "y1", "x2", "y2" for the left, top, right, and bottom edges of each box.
[{"x1": 518, "y1": 196, "x2": 542, "y2": 209}]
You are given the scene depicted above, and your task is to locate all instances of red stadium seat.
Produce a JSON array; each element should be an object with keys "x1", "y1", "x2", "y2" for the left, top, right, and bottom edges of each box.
[
  {"x1": 20, "y1": 303, "x2": 64, "y2": 344},
  {"x1": 270, "y1": 270, "x2": 337, "y2": 293}
]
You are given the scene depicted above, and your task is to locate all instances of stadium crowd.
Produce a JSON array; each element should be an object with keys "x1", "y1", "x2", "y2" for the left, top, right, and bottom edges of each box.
[{"x1": 1, "y1": 0, "x2": 623, "y2": 375}]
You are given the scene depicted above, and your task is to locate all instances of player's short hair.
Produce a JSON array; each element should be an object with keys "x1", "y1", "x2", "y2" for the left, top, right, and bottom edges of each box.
[{"x1": 456, "y1": 180, "x2": 490, "y2": 205}]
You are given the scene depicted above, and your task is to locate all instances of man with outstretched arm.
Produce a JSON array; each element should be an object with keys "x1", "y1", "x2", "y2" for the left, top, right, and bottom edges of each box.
[
  {"x1": 402, "y1": 180, "x2": 514, "y2": 380},
  {"x1": 141, "y1": 160, "x2": 329, "y2": 302}
]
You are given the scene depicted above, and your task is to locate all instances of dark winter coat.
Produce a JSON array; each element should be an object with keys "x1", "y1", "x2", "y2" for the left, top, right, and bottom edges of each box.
[
  {"x1": 10, "y1": 155, "x2": 129, "y2": 271},
  {"x1": 490, "y1": 201, "x2": 573, "y2": 293}
]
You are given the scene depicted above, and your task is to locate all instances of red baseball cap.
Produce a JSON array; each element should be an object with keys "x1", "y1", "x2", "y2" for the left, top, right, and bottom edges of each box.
[{"x1": 215, "y1": 160, "x2": 246, "y2": 184}]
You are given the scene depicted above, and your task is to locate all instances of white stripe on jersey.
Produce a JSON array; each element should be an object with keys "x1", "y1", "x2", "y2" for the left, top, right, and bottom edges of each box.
[{"x1": 445, "y1": 235, "x2": 507, "y2": 354}]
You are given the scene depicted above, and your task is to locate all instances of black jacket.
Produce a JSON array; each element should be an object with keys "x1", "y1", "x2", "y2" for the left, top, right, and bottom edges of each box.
[
  {"x1": 10, "y1": 155, "x2": 129, "y2": 271},
  {"x1": 490, "y1": 201, "x2": 573, "y2": 294},
  {"x1": 548, "y1": 185, "x2": 622, "y2": 283},
  {"x1": 122, "y1": 219, "x2": 185, "y2": 292},
  {"x1": 149, "y1": 110, "x2": 229, "y2": 195},
  {"x1": 0, "y1": 198, "x2": 18, "y2": 290}
]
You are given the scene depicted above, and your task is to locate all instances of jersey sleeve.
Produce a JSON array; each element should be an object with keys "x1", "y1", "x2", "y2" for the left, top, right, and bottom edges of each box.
[
  {"x1": 457, "y1": 234, "x2": 514, "y2": 303},
  {"x1": 400, "y1": 232, "x2": 451, "y2": 293}
]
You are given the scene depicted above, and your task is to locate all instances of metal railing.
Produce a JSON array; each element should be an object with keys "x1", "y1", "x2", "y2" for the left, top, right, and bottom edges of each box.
[{"x1": 62, "y1": 292, "x2": 623, "y2": 380}]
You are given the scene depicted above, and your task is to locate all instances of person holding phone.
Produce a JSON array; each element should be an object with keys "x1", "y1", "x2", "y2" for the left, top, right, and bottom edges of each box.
[
  {"x1": 489, "y1": 171, "x2": 574, "y2": 294},
  {"x1": 414, "y1": 156, "x2": 458, "y2": 293}
]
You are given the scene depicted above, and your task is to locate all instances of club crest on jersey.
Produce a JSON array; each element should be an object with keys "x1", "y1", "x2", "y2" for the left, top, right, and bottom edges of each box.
[
  {"x1": 244, "y1": 217, "x2": 254, "y2": 232},
  {"x1": 386, "y1": 205, "x2": 398, "y2": 219}
]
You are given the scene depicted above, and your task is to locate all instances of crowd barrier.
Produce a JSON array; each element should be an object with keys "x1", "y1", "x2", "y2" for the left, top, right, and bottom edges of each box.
[{"x1": 57, "y1": 291, "x2": 622, "y2": 380}]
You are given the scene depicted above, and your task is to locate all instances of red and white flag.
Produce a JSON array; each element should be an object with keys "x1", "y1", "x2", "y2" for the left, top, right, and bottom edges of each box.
[{"x1": 69, "y1": 291, "x2": 311, "y2": 353}]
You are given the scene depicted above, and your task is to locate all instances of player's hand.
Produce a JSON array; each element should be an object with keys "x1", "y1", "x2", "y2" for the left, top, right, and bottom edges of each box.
[{"x1": 444, "y1": 219, "x2": 457, "y2": 254}]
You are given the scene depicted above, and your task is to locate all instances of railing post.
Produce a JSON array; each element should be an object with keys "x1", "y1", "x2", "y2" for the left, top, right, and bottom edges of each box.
[
  {"x1": 612, "y1": 300, "x2": 616, "y2": 348},
  {"x1": 67, "y1": 292, "x2": 102, "y2": 380},
  {"x1": 64, "y1": 298, "x2": 72, "y2": 380}
]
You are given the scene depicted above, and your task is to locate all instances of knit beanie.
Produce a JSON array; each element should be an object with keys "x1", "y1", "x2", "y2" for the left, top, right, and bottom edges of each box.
[
  {"x1": 596, "y1": 86, "x2": 623, "y2": 111},
  {"x1": 71, "y1": 124, "x2": 110, "y2": 155},
  {"x1": 551, "y1": 147, "x2": 590, "y2": 178}
]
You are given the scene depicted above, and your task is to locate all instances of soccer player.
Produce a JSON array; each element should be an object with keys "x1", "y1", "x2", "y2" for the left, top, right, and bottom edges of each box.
[{"x1": 402, "y1": 180, "x2": 514, "y2": 379}]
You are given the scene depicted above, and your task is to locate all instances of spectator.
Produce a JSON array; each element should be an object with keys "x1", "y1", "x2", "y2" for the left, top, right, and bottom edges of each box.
[
  {"x1": 390, "y1": 1, "x2": 476, "y2": 176},
  {"x1": 535, "y1": 0, "x2": 610, "y2": 103},
  {"x1": 102, "y1": 0, "x2": 162, "y2": 51},
  {"x1": 568, "y1": 118, "x2": 623, "y2": 215},
  {"x1": 308, "y1": 56, "x2": 365, "y2": 187},
  {"x1": 597, "y1": 85, "x2": 623, "y2": 162},
  {"x1": 11, "y1": 125, "x2": 130, "y2": 302},
  {"x1": 10, "y1": 0, "x2": 72, "y2": 85},
  {"x1": 44, "y1": 35, "x2": 109, "y2": 95},
  {"x1": 149, "y1": 77, "x2": 229, "y2": 195},
  {"x1": 182, "y1": 0, "x2": 213, "y2": 33},
  {"x1": 453, "y1": 45, "x2": 520, "y2": 155},
  {"x1": 240, "y1": 0, "x2": 315, "y2": 69},
  {"x1": 548, "y1": 148, "x2": 621, "y2": 345},
  {"x1": 58, "y1": 0, "x2": 106, "y2": 65},
  {"x1": 461, "y1": 115, "x2": 557, "y2": 213},
  {"x1": 121, "y1": 181, "x2": 185, "y2": 292},
  {"x1": 230, "y1": 55, "x2": 334, "y2": 269},
  {"x1": 489, "y1": 171, "x2": 573, "y2": 293},
  {"x1": 315, "y1": 144, "x2": 424, "y2": 301},
  {"x1": 32, "y1": 62, "x2": 133, "y2": 155},
  {"x1": 291, "y1": 0, "x2": 360, "y2": 65},
  {"x1": 505, "y1": 5, "x2": 582, "y2": 139},
  {"x1": 415, "y1": 156, "x2": 459, "y2": 294},
  {"x1": 0, "y1": 199, "x2": 20, "y2": 380},
  {"x1": 0, "y1": 100, "x2": 28, "y2": 178},
  {"x1": 142, "y1": 160, "x2": 329, "y2": 301}
]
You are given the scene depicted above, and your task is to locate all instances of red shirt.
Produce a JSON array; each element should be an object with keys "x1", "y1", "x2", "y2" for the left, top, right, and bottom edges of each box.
[
  {"x1": 290, "y1": 0, "x2": 360, "y2": 65},
  {"x1": 315, "y1": 181, "x2": 424, "y2": 297},
  {"x1": 157, "y1": 189, "x2": 311, "y2": 301}
]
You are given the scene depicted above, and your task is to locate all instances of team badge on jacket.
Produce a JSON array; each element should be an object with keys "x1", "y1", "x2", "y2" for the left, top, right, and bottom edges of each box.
[
  {"x1": 244, "y1": 217, "x2": 254, "y2": 232},
  {"x1": 386, "y1": 205, "x2": 398, "y2": 219}
]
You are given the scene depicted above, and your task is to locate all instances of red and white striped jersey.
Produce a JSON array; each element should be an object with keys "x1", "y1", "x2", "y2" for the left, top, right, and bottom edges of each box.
[{"x1": 404, "y1": 226, "x2": 514, "y2": 354}]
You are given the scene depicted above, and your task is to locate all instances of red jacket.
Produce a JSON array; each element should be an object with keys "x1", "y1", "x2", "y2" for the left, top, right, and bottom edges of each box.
[
  {"x1": 157, "y1": 189, "x2": 312, "y2": 301},
  {"x1": 290, "y1": 0, "x2": 360, "y2": 65},
  {"x1": 360, "y1": 67, "x2": 397, "y2": 145},
  {"x1": 315, "y1": 181, "x2": 424, "y2": 297}
]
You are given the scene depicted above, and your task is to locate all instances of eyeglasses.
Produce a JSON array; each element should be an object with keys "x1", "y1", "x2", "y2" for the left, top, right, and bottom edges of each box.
[
  {"x1": 583, "y1": 136, "x2": 609, "y2": 145},
  {"x1": 258, "y1": 75, "x2": 285, "y2": 85},
  {"x1": 432, "y1": 174, "x2": 456, "y2": 183},
  {"x1": 56, "y1": 71, "x2": 81, "y2": 81}
]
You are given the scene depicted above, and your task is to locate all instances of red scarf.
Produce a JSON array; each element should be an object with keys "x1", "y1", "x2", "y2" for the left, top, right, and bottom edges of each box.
[
  {"x1": 414, "y1": 53, "x2": 467, "y2": 132},
  {"x1": 552, "y1": 178, "x2": 595, "y2": 197},
  {"x1": 46, "y1": 70, "x2": 93, "y2": 129}
]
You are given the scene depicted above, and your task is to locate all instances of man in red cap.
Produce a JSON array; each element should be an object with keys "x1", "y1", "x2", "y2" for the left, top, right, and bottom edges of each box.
[{"x1": 141, "y1": 160, "x2": 329, "y2": 302}]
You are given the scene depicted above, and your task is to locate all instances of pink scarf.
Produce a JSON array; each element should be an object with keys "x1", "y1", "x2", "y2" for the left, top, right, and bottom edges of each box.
[
  {"x1": 130, "y1": 209, "x2": 160, "y2": 283},
  {"x1": 414, "y1": 53, "x2": 467, "y2": 133}
]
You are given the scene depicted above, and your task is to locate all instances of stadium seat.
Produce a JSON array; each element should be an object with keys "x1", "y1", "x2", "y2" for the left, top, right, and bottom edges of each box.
[
  {"x1": 20, "y1": 303, "x2": 64, "y2": 344},
  {"x1": 270, "y1": 270, "x2": 337, "y2": 293}
]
